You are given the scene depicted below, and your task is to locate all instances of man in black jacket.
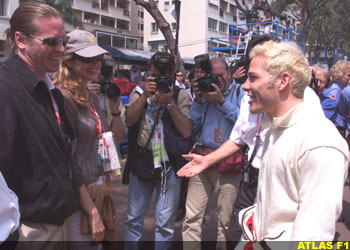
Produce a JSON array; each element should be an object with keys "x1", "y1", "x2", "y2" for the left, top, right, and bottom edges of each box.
[{"x1": 0, "y1": 3, "x2": 79, "y2": 249}]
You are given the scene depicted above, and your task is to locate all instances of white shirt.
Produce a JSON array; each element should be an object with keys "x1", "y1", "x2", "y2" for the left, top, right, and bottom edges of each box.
[
  {"x1": 230, "y1": 86, "x2": 323, "y2": 169},
  {"x1": 175, "y1": 80, "x2": 186, "y2": 89},
  {"x1": 255, "y1": 102, "x2": 348, "y2": 241},
  {"x1": 0, "y1": 172, "x2": 20, "y2": 241}
]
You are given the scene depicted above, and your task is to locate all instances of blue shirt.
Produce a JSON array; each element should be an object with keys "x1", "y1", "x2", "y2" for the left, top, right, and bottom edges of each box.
[
  {"x1": 335, "y1": 85, "x2": 350, "y2": 130},
  {"x1": 320, "y1": 82, "x2": 344, "y2": 123},
  {"x1": 191, "y1": 81, "x2": 245, "y2": 149}
]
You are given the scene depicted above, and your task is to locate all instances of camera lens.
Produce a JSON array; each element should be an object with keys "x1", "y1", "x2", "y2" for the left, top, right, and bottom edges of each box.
[{"x1": 100, "y1": 81, "x2": 120, "y2": 100}]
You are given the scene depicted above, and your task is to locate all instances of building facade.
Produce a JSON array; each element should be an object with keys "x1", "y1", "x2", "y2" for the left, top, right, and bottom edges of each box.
[{"x1": 143, "y1": 0, "x2": 297, "y2": 58}]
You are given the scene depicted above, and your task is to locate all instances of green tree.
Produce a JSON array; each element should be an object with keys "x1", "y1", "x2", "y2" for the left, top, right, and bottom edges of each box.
[
  {"x1": 26, "y1": 0, "x2": 82, "y2": 28},
  {"x1": 309, "y1": 0, "x2": 350, "y2": 62},
  {"x1": 271, "y1": 0, "x2": 330, "y2": 42}
]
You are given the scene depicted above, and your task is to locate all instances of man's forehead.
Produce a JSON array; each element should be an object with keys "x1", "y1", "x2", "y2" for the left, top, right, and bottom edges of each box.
[{"x1": 32, "y1": 16, "x2": 64, "y2": 35}]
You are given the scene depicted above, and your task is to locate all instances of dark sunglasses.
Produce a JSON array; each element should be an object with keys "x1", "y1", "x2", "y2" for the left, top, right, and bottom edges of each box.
[
  {"x1": 177, "y1": 74, "x2": 183, "y2": 77},
  {"x1": 74, "y1": 54, "x2": 104, "y2": 63},
  {"x1": 23, "y1": 33, "x2": 69, "y2": 47}
]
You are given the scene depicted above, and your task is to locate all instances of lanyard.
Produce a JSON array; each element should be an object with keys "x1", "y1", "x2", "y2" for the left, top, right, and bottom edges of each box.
[{"x1": 88, "y1": 98, "x2": 103, "y2": 138}]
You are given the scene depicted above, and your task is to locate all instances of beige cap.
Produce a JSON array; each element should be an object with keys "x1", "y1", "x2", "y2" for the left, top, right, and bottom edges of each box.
[{"x1": 65, "y1": 30, "x2": 108, "y2": 57}]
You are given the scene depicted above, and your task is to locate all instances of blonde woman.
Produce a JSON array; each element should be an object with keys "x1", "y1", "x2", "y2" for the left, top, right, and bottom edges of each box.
[{"x1": 55, "y1": 30, "x2": 121, "y2": 249}]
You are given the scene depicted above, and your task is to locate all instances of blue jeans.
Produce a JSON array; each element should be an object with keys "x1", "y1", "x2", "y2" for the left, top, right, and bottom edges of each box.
[{"x1": 123, "y1": 169, "x2": 181, "y2": 250}]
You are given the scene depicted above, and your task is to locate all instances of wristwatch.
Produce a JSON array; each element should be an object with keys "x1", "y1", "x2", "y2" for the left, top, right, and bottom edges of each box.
[
  {"x1": 166, "y1": 101, "x2": 175, "y2": 110},
  {"x1": 111, "y1": 111, "x2": 121, "y2": 116}
]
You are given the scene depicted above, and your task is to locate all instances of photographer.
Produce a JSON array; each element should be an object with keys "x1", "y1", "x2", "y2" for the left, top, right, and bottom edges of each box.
[
  {"x1": 123, "y1": 52, "x2": 192, "y2": 250},
  {"x1": 309, "y1": 63, "x2": 331, "y2": 97},
  {"x1": 320, "y1": 61, "x2": 350, "y2": 123},
  {"x1": 182, "y1": 56, "x2": 245, "y2": 250},
  {"x1": 87, "y1": 54, "x2": 125, "y2": 145}
]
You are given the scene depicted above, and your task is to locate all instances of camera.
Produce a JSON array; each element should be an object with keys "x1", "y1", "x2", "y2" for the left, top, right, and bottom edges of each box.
[
  {"x1": 194, "y1": 54, "x2": 220, "y2": 92},
  {"x1": 98, "y1": 56, "x2": 120, "y2": 99},
  {"x1": 99, "y1": 79, "x2": 120, "y2": 100},
  {"x1": 230, "y1": 58, "x2": 250, "y2": 84},
  {"x1": 309, "y1": 72, "x2": 319, "y2": 94},
  {"x1": 152, "y1": 53, "x2": 175, "y2": 93}
]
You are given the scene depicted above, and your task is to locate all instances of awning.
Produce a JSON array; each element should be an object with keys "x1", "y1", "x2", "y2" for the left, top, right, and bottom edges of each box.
[
  {"x1": 101, "y1": 45, "x2": 151, "y2": 65},
  {"x1": 101, "y1": 45, "x2": 195, "y2": 67}
]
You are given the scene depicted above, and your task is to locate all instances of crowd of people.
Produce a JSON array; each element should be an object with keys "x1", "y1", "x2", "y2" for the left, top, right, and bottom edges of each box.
[{"x1": 0, "y1": 2, "x2": 350, "y2": 250}]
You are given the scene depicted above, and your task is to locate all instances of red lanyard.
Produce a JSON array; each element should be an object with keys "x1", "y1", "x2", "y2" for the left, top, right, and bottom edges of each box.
[
  {"x1": 88, "y1": 99, "x2": 103, "y2": 138},
  {"x1": 50, "y1": 93, "x2": 62, "y2": 130}
]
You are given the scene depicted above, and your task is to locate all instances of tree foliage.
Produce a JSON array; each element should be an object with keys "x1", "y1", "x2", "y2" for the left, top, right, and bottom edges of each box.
[
  {"x1": 271, "y1": 0, "x2": 350, "y2": 62},
  {"x1": 27, "y1": 0, "x2": 82, "y2": 28}
]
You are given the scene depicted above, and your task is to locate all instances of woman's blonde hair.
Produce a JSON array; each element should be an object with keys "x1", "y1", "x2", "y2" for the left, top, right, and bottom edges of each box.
[
  {"x1": 330, "y1": 61, "x2": 350, "y2": 81},
  {"x1": 55, "y1": 54, "x2": 90, "y2": 109}
]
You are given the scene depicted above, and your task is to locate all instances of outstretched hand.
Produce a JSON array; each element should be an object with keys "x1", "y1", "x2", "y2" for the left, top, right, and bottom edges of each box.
[{"x1": 177, "y1": 153, "x2": 210, "y2": 178}]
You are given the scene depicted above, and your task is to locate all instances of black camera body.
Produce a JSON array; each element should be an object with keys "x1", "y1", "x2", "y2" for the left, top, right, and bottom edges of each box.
[
  {"x1": 231, "y1": 58, "x2": 250, "y2": 84},
  {"x1": 154, "y1": 75, "x2": 173, "y2": 93},
  {"x1": 309, "y1": 73, "x2": 319, "y2": 94},
  {"x1": 194, "y1": 54, "x2": 220, "y2": 92},
  {"x1": 152, "y1": 53, "x2": 175, "y2": 93},
  {"x1": 99, "y1": 79, "x2": 120, "y2": 100}
]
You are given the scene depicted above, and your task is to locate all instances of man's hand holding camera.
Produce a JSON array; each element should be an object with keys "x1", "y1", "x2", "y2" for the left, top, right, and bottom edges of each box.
[
  {"x1": 144, "y1": 76, "x2": 157, "y2": 97},
  {"x1": 192, "y1": 78, "x2": 202, "y2": 103},
  {"x1": 201, "y1": 83, "x2": 225, "y2": 104}
]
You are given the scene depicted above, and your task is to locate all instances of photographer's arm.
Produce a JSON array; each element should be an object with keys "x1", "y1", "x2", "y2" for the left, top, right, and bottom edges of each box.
[
  {"x1": 125, "y1": 78, "x2": 156, "y2": 127},
  {"x1": 108, "y1": 96, "x2": 125, "y2": 144},
  {"x1": 155, "y1": 88, "x2": 192, "y2": 139}
]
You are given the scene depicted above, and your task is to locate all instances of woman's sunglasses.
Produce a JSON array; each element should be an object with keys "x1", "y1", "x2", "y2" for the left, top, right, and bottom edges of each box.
[
  {"x1": 23, "y1": 33, "x2": 70, "y2": 47},
  {"x1": 74, "y1": 54, "x2": 104, "y2": 63}
]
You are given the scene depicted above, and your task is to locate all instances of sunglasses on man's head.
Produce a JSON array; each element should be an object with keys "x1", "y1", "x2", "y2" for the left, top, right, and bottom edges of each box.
[
  {"x1": 74, "y1": 54, "x2": 104, "y2": 63},
  {"x1": 23, "y1": 33, "x2": 70, "y2": 47}
]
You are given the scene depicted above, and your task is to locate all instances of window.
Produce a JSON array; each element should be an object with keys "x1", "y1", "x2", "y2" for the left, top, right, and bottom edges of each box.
[
  {"x1": 113, "y1": 36, "x2": 125, "y2": 48},
  {"x1": 101, "y1": 17, "x2": 115, "y2": 28},
  {"x1": 208, "y1": 18, "x2": 217, "y2": 30},
  {"x1": 219, "y1": 22, "x2": 227, "y2": 33},
  {"x1": 0, "y1": 0, "x2": 7, "y2": 16},
  {"x1": 126, "y1": 38, "x2": 138, "y2": 49},
  {"x1": 0, "y1": 41, "x2": 5, "y2": 58},
  {"x1": 138, "y1": 10, "x2": 144, "y2": 18},
  {"x1": 138, "y1": 36, "x2": 144, "y2": 43},
  {"x1": 164, "y1": 1, "x2": 169, "y2": 10},
  {"x1": 171, "y1": 23, "x2": 177, "y2": 31},
  {"x1": 110, "y1": 0, "x2": 115, "y2": 6},
  {"x1": 138, "y1": 23, "x2": 144, "y2": 31},
  {"x1": 150, "y1": 44, "x2": 159, "y2": 52},
  {"x1": 92, "y1": 0, "x2": 99, "y2": 9},
  {"x1": 97, "y1": 33, "x2": 112, "y2": 46},
  {"x1": 117, "y1": 19, "x2": 129, "y2": 30},
  {"x1": 101, "y1": 0, "x2": 108, "y2": 11},
  {"x1": 117, "y1": 1, "x2": 125, "y2": 8},
  {"x1": 151, "y1": 22, "x2": 159, "y2": 33}
]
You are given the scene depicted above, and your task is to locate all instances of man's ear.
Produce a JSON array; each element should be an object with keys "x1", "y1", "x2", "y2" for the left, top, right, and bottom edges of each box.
[
  {"x1": 278, "y1": 72, "x2": 291, "y2": 91},
  {"x1": 14, "y1": 31, "x2": 26, "y2": 50}
]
